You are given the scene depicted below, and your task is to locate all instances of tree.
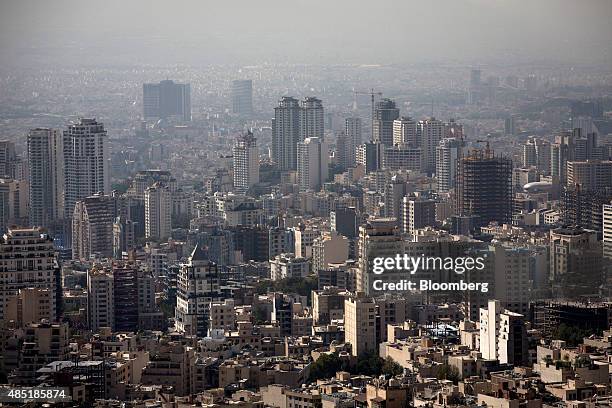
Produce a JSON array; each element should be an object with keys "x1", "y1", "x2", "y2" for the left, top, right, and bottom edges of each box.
[
  {"x1": 552, "y1": 323, "x2": 599, "y2": 347},
  {"x1": 308, "y1": 353, "x2": 347, "y2": 382},
  {"x1": 436, "y1": 364, "x2": 460, "y2": 383},
  {"x1": 355, "y1": 352, "x2": 383, "y2": 376},
  {"x1": 254, "y1": 276, "x2": 319, "y2": 305},
  {"x1": 252, "y1": 307, "x2": 268, "y2": 324},
  {"x1": 381, "y1": 357, "x2": 404, "y2": 377}
]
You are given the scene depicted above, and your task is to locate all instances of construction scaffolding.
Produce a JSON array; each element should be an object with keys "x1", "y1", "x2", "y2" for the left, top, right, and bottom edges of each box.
[{"x1": 456, "y1": 147, "x2": 513, "y2": 228}]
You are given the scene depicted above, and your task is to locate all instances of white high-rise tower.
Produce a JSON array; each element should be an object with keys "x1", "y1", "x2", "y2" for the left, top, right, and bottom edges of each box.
[
  {"x1": 233, "y1": 131, "x2": 259, "y2": 193},
  {"x1": 63, "y1": 119, "x2": 110, "y2": 219},
  {"x1": 297, "y1": 137, "x2": 329, "y2": 192},
  {"x1": 419, "y1": 118, "x2": 444, "y2": 174},
  {"x1": 436, "y1": 138, "x2": 463, "y2": 192},
  {"x1": 300, "y1": 97, "x2": 324, "y2": 140},
  {"x1": 145, "y1": 182, "x2": 172, "y2": 241}
]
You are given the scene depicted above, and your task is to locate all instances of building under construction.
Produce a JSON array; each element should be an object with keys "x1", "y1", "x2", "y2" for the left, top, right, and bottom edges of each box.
[
  {"x1": 531, "y1": 301, "x2": 611, "y2": 339},
  {"x1": 455, "y1": 146, "x2": 513, "y2": 229},
  {"x1": 562, "y1": 186, "x2": 612, "y2": 237}
]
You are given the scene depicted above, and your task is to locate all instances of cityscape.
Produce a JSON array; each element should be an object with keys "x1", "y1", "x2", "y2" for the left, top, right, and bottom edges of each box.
[{"x1": 0, "y1": 0, "x2": 611, "y2": 407}]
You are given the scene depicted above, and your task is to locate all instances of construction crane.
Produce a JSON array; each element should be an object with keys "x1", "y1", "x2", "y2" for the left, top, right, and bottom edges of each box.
[
  {"x1": 353, "y1": 88, "x2": 382, "y2": 141},
  {"x1": 474, "y1": 139, "x2": 493, "y2": 158}
]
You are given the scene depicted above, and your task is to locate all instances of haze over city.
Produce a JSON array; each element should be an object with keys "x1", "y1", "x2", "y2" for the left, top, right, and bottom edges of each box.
[
  {"x1": 0, "y1": 1, "x2": 611, "y2": 407},
  {"x1": 2, "y1": 0, "x2": 612, "y2": 65}
]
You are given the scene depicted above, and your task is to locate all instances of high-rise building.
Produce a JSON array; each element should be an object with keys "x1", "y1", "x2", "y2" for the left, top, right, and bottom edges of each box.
[
  {"x1": 0, "y1": 140, "x2": 17, "y2": 179},
  {"x1": 87, "y1": 261, "x2": 163, "y2": 332},
  {"x1": 345, "y1": 117, "x2": 362, "y2": 156},
  {"x1": 344, "y1": 294, "x2": 376, "y2": 357},
  {"x1": 87, "y1": 266, "x2": 114, "y2": 331},
  {"x1": 603, "y1": 202, "x2": 612, "y2": 260},
  {"x1": 127, "y1": 169, "x2": 177, "y2": 199},
  {"x1": 392, "y1": 116, "x2": 418, "y2": 147},
  {"x1": 357, "y1": 218, "x2": 404, "y2": 296},
  {"x1": 456, "y1": 148, "x2": 512, "y2": 228},
  {"x1": 373, "y1": 99, "x2": 399, "y2": 147},
  {"x1": 0, "y1": 228, "x2": 61, "y2": 323},
  {"x1": 4, "y1": 288, "x2": 55, "y2": 328},
  {"x1": 272, "y1": 97, "x2": 301, "y2": 171},
  {"x1": 113, "y1": 216, "x2": 135, "y2": 259},
  {"x1": 27, "y1": 128, "x2": 64, "y2": 227},
  {"x1": 232, "y1": 131, "x2": 259, "y2": 193},
  {"x1": 356, "y1": 142, "x2": 383, "y2": 173},
  {"x1": 551, "y1": 130, "x2": 603, "y2": 186},
  {"x1": 468, "y1": 69, "x2": 483, "y2": 104},
  {"x1": 0, "y1": 179, "x2": 28, "y2": 233},
  {"x1": 522, "y1": 137, "x2": 550, "y2": 174},
  {"x1": 335, "y1": 132, "x2": 351, "y2": 171},
  {"x1": 143, "y1": 80, "x2": 191, "y2": 121},
  {"x1": 144, "y1": 182, "x2": 172, "y2": 241},
  {"x1": 63, "y1": 118, "x2": 110, "y2": 219},
  {"x1": 504, "y1": 115, "x2": 518, "y2": 136},
  {"x1": 479, "y1": 300, "x2": 528, "y2": 365},
  {"x1": 175, "y1": 244, "x2": 222, "y2": 337},
  {"x1": 300, "y1": 97, "x2": 324, "y2": 140},
  {"x1": 383, "y1": 145, "x2": 423, "y2": 172},
  {"x1": 383, "y1": 179, "x2": 407, "y2": 223},
  {"x1": 297, "y1": 137, "x2": 329, "y2": 191},
  {"x1": 330, "y1": 207, "x2": 358, "y2": 239},
  {"x1": 72, "y1": 194, "x2": 115, "y2": 260},
  {"x1": 419, "y1": 118, "x2": 445, "y2": 174},
  {"x1": 311, "y1": 231, "x2": 349, "y2": 273},
  {"x1": 561, "y1": 187, "x2": 612, "y2": 234},
  {"x1": 549, "y1": 226, "x2": 603, "y2": 296},
  {"x1": 272, "y1": 293, "x2": 293, "y2": 336},
  {"x1": 401, "y1": 197, "x2": 436, "y2": 235},
  {"x1": 10, "y1": 322, "x2": 70, "y2": 385},
  {"x1": 567, "y1": 160, "x2": 612, "y2": 190},
  {"x1": 436, "y1": 138, "x2": 462, "y2": 192},
  {"x1": 231, "y1": 79, "x2": 253, "y2": 116}
]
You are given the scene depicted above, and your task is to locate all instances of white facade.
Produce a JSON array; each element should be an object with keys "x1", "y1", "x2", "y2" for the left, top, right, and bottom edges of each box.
[
  {"x1": 63, "y1": 118, "x2": 110, "y2": 219},
  {"x1": 345, "y1": 295, "x2": 376, "y2": 357},
  {"x1": 402, "y1": 197, "x2": 436, "y2": 235},
  {"x1": 479, "y1": 299, "x2": 527, "y2": 365},
  {"x1": 270, "y1": 253, "x2": 310, "y2": 280},
  {"x1": 233, "y1": 131, "x2": 259, "y2": 193},
  {"x1": 357, "y1": 218, "x2": 404, "y2": 295},
  {"x1": 344, "y1": 117, "x2": 362, "y2": 168},
  {"x1": 0, "y1": 228, "x2": 59, "y2": 322},
  {"x1": 419, "y1": 118, "x2": 444, "y2": 174},
  {"x1": 174, "y1": 245, "x2": 221, "y2": 337},
  {"x1": 145, "y1": 182, "x2": 172, "y2": 240},
  {"x1": 87, "y1": 267, "x2": 114, "y2": 331},
  {"x1": 393, "y1": 117, "x2": 418, "y2": 147},
  {"x1": 297, "y1": 137, "x2": 329, "y2": 192},
  {"x1": 72, "y1": 194, "x2": 115, "y2": 260},
  {"x1": 300, "y1": 97, "x2": 324, "y2": 140},
  {"x1": 436, "y1": 138, "x2": 462, "y2": 192},
  {"x1": 604, "y1": 203, "x2": 612, "y2": 260}
]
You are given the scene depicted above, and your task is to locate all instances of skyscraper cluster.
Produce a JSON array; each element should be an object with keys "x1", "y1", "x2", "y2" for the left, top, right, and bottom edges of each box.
[
  {"x1": 272, "y1": 96, "x2": 324, "y2": 171},
  {"x1": 143, "y1": 80, "x2": 192, "y2": 122}
]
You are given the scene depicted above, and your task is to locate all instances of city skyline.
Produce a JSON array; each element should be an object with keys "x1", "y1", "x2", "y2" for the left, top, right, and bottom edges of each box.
[{"x1": 0, "y1": 1, "x2": 611, "y2": 406}]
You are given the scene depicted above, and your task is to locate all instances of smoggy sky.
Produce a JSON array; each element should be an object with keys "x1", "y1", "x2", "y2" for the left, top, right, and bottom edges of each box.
[{"x1": 1, "y1": 0, "x2": 611, "y2": 66}]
